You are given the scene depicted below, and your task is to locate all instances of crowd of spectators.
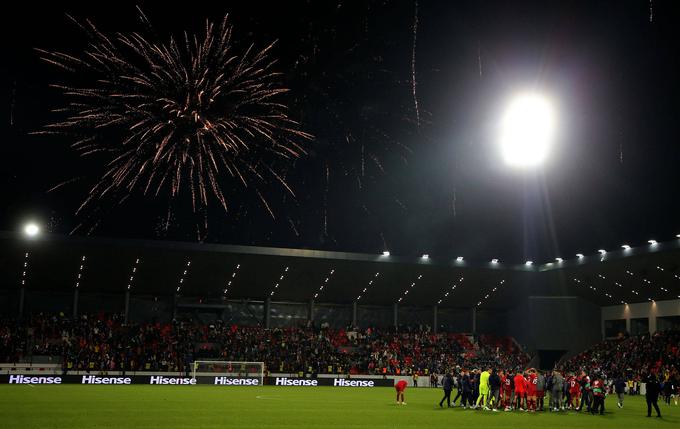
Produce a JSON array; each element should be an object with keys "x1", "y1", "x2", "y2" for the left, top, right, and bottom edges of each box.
[
  {"x1": 0, "y1": 313, "x2": 528, "y2": 375},
  {"x1": 559, "y1": 330, "x2": 680, "y2": 384}
]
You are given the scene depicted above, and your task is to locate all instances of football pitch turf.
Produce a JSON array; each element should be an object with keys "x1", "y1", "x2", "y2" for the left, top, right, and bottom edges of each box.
[{"x1": 0, "y1": 385, "x2": 678, "y2": 428}]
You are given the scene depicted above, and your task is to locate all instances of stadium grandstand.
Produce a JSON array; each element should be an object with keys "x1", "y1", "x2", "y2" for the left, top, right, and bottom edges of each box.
[{"x1": 2, "y1": 230, "x2": 680, "y2": 374}]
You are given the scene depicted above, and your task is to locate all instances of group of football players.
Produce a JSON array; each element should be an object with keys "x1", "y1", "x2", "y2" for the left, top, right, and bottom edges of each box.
[{"x1": 439, "y1": 367, "x2": 608, "y2": 414}]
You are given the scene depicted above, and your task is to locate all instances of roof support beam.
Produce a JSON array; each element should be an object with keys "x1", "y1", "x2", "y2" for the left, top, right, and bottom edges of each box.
[
  {"x1": 471, "y1": 306, "x2": 477, "y2": 334},
  {"x1": 264, "y1": 298, "x2": 271, "y2": 329},
  {"x1": 433, "y1": 305, "x2": 438, "y2": 334},
  {"x1": 18, "y1": 287, "x2": 25, "y2": 319},
  {"x1": 308, "y1": 299, "x2": 314, "y2": 323},
  {"x1": 73, "y1": 288, "x2": 79, "y2": 318},
  {"x1": 124, "y1": 290, "x2": 130, "y2": 324}
]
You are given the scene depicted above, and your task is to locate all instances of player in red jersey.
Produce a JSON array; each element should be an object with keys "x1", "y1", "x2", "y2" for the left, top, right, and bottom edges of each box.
[
  {"x1": 499, "y1": 370, "x2": 510, "y2": 410},
  {"x1": 513, "y1": 371, "x2": 527, "y2": 411},
  {"x1": 502, "y1": 370, "x2": 514, "y2": 411},
  {"x1": 526, "y1": 369, "x2": 538, "y2": 412},
  {"x1": 395, "y1": 379, "x2": 408, "y2": 405},
  {"x1": 568, "y1": 374, "x2": 581, "y2": 410}
]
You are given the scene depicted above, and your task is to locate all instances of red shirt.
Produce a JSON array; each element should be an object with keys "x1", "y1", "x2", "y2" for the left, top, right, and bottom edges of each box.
[
  {"x1": 395, "y1": 380, "x2": 408, "y2": 391},
  {"x1": 527, "y1": 373, "x2": 538, "y2": 394},
  {"x1": 513, "y1": 374, "x2": 526, "y2": 393},
  {"x1": 569, "y1": 377, "x2": 580, "y2": 392}
]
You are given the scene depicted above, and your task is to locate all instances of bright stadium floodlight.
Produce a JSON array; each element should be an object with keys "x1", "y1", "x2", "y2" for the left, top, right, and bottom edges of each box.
[
  {"x1": 525, "y1": 260, "x2": 533, "y2": 266},
  {"x1": 500, "y1": 93, "x2": 556, "y2": 168},
  {"x1": 421, "y1": 254, "x2": 429, "y2": 260},
  {"x1": 621, "y1": 244, "x2": 631, "y2": 250},
  {"x1": 555, "y1": 258, "x2": 564, "y2": 263},
  {"x1": 382, "y1": 251, "x2": 390, "y2": 256},
  {"x1": 456, "y1": 256, "x2": 464, "y2": 262},
  {"x1": 648, "y1": 239, "x2": 657, "y2": 245},
  {"x1": 491, "y1": 258, "x2": 499, "y2": 264},
  {"x1": 23, "y1": 223, "x2": 40, "y2": 237},
  {"x1": 576, "y1": 253, "x2": 584, "y2": 259},
  {"x1": 598, "y1": 249, "x2": 607, "y2": 254}
]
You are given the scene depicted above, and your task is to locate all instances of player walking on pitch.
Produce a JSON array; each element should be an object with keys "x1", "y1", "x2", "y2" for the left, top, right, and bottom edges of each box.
[{"x1": 476, "y1": 367, "x2": 491, "y2": 410}]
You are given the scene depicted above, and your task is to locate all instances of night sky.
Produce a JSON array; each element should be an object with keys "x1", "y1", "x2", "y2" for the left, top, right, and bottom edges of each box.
[{"x1": 2, "y1": 0, "x2": 680, "y2": 265}]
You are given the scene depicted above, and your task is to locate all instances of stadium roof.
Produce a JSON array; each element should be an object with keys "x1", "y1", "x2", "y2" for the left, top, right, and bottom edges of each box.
[{"x1": 1, "y1": 231, "x2": 679, "y2": 309}]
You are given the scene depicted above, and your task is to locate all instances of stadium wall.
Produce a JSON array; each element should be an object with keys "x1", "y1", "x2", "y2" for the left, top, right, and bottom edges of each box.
[
  {"x1": 601, "y1": 298, "x2": 680, "y2": 336},
  {"x1": 502, "y1": 296, "x2": 601, "y2": 362}
]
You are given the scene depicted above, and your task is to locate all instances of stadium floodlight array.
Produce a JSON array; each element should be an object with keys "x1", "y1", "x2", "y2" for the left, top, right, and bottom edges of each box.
[
  {"x1": 20, "y1": 252, "x2": 29, "y2": 286},
  {"x1": 223, "y1": 263, "x2": 240, "y2": 295},
  {"x1": 356, "y1": 272, "x2": 380, "y2": 301},
  {"x1": 476, "y1": 279, "x2": 505, "y2": 307},
  {"x1": 269, "y1": 266, "x2": 289, "y2": 298},
  {"x1": 126, "y1": 258, "x2": 140, "y2": 291},
  {"x1": 176, "y1": 259, "x2": 191, "y2": 293},
  {"x1": 192, "y1": 361, "x2": 264, "y2": 385},
  {"x1": 313, "y1": 268, "x2": 335, "y2": 299},
  {"x1": 437, "y1": 277, "x2": 464, "y2": 305},
  {"x1": 397, "y1": 274, "x2": 423, "y2": 303},
  {"x1": 75, "y1": 255, "x2": 87, "y2": 289}
]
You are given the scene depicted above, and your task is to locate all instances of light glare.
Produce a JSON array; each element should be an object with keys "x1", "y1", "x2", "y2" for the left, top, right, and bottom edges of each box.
[
  {"x1": 24, "y1": 223, "x2": 39, "y2": 237},
  {"x1": 500, "y1": 93, "x2": 555, "y2": 167}
]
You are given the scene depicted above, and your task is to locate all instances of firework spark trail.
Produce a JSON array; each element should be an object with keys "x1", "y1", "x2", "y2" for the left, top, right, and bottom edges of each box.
[
  {"x1": 478, "y1": 42, "x2": 483, "y2": 77},
  {"x1": 287, "y1": 217, "x2": 300, "y2": 237},
  {"x1": 37, "y1": 12, "x2": 311, "y2": 230},
  {"x1": 10, "y1": 81, "x2": 16, "y2": 126},
  {"x1": 323, "y1": 162, "x2": 329, "y2": 235},
  {"x1": 411, "y1": 0, "x2": 420, "y2": 128}
]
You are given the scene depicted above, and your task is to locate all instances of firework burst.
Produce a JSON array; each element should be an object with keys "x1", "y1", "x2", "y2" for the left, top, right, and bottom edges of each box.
[{"x1": 37, "y1": 10, "x2": 311, "y2": 232}]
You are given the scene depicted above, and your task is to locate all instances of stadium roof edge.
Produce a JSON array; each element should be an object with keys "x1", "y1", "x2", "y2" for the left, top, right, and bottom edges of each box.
[
  {"x1": 537, "y1": 238, "x2": 680, "y2": 272},
  {"x1": 0, "y1": 230, "x2": 536, "y2": 272}
]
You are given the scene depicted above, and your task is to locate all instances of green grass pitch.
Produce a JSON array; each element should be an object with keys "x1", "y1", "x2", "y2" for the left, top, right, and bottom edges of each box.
[{"x1": 0, "y1": 385, "x2": 678, "y2": 428}]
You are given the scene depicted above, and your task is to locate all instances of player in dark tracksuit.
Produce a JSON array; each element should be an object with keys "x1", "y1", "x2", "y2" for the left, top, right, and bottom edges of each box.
[
  {"x1": 470, "y1": 370, "x2": 480, "y2": 407},
  {"x1": 461, "y1": 371, "x2": 473, "y2": 408},
  {"x1": 439, "y1": 372, "x2": 454, "y2": 408},
  {"x1": 452, "y1": 371, "x2": 463, "y2": 405},
  {"x1": 614, "y1": 375, "x2": 626, "y2": 408},
  {"x1": 645, "y1": 373, "x2": 662, "y2": 418}
]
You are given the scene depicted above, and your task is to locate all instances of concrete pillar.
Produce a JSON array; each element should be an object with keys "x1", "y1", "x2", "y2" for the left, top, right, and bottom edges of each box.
[
  {"x1": 625, "y1": 317, "x2": 631, "y2": 335},
  {"x1": 471, "y1": 307, "x2": 477, "y2": 334},
  {"x1": 18, "y1": 287, "x2": 25, "y2": 318},
  {"x1": 393, "y1": 303, "x2": 398, "y2": 329},
  {"x1": 308, "y1": 299, "x2": 315, "y2": 323},
  {"x1": 124, "y1": 290, "x2": 130, "y2": 324},
  {"x1": 352, "y1": 301, "x2": 358, "y2": 328},
  {"x1": 264, "y1": 298, "x2": 271, "y2": 329},
  {"x1": 73, "y1": 288, "x2": 79, "y2": 318},
  {"x1": 433, "y1": 305, "x2": 438, "y2": 334}
]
